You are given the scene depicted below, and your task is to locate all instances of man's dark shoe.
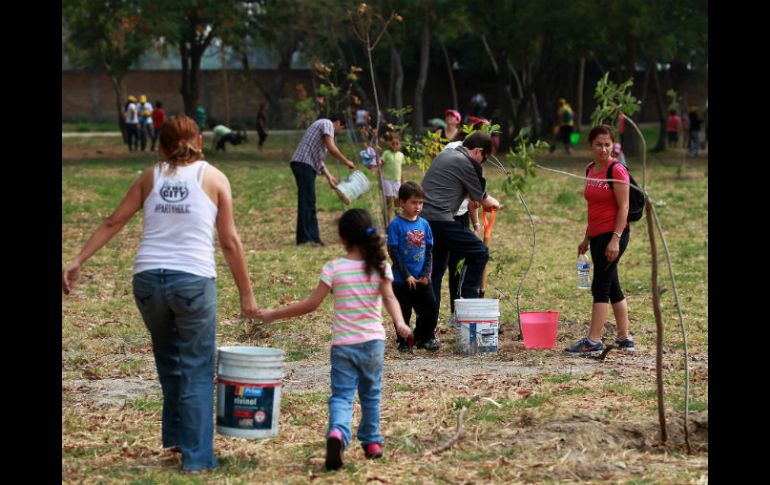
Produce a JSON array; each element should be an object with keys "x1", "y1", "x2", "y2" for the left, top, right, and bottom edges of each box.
[
  {"x1": 397, "y1": 340, "x2": 413, "y2": 354},
  {"x1": 415, "y1": 337, "x2": 440, "y2": 351}
]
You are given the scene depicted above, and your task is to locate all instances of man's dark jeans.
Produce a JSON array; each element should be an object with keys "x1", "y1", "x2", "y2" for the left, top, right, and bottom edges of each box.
[
  {"x1": 290, "y1": 161, "x2": 321, "y2": 245},
  {"x1": 428, "y1": 219, "x2": 489, "y2": 312}
]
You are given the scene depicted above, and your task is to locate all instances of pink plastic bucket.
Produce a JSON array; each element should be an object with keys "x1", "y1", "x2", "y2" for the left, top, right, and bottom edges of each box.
[{"x1": 520, "y1": 311, "x2": 559, "y2": 349}]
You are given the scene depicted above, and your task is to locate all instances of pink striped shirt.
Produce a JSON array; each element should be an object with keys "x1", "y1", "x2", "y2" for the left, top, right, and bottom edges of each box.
[{"x1": 320, "y1": 258, "x2": 392, "y2": 346}]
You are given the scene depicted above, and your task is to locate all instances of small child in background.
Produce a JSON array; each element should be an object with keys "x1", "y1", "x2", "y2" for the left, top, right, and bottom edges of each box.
[
  {"x1": 256, "y1": 209, "x2": 410, "y2": 471},
  {"x1": 612, "y1": 142, "x2": 627, "y2": 166},
  {"x1": 387, "y1": 182, "x2": 439, "y2": 352},
  {"x1": 381, "y1": 134, "x2": 405, "y2": 222}
]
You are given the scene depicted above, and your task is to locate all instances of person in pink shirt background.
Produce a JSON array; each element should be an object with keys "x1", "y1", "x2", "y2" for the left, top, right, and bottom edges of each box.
[
  {"x1": 566, "y1": 125, "x2": 634, "y2": 355},
  {"x1": 256, "y1": 208, "x2": 410, "y2": 471},
  {"x1": 666, "y1": 109, "x2": 682, "y2": 149}
]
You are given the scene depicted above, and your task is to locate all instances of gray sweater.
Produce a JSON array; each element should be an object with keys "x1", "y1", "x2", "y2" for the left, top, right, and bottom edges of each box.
[{"x1": 420, "y1": 147, "x2": 487, "y2": 222}]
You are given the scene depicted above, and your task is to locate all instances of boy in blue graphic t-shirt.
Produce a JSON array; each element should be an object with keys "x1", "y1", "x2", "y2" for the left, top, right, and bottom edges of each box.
[{"x1": 387, "y1": 181, "x2": 440, "y2": 352}]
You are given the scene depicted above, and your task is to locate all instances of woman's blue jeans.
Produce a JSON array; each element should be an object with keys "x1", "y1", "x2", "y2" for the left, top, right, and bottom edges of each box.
[
  {"x1": 328, "y1": 339, "x2": 385, "y2": 447},
  {"x1": 132, "y1": 269, "x2": 219, "y2": 471}
]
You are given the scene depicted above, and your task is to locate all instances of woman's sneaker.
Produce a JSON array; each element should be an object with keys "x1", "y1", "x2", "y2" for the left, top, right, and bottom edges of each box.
[
  {"x1": 615, "y1": 337, "x2": 635, "y2": 353},
  {"x1": 325, "y1": 429, "x2": 344, "y2": 470},
  {"x1": 362, "y1": 442, "x2": 383, "y2": 459},
  {"x1": 565, "y1": 337, "x2": 604, "y2": 355}
]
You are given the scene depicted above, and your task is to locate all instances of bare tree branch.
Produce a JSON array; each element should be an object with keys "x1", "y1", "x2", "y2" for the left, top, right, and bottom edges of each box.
[{"x1": 423, "y1": 408, "x2": 466, "y2": 456}]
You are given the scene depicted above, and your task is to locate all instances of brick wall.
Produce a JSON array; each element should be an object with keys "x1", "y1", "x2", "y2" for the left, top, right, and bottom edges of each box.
[
  {"x1": 62, "y1": 69, "x2": 314, "y2": 127},
  {"x1": 63, "y1": 68, "x2": 707, "y2": 127}
]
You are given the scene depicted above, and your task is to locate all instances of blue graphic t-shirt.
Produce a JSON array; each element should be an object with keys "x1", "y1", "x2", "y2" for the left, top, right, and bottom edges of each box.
[{"x1": 386, "y1": 216, "x2": 433, "y2": 284}]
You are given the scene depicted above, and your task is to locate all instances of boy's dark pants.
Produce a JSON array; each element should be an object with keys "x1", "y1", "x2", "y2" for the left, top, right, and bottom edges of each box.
[{"x1": 393, "y1": 282, "x2": 438, "y2": 345}]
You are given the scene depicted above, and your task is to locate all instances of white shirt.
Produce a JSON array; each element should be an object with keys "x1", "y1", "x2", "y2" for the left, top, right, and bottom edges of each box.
[
  {"x1": 134, "y1": 161, "x2": 219, "y2": 278},
  {"x1": 125, "y1": 103, "x2": 138, "y2": 124}
]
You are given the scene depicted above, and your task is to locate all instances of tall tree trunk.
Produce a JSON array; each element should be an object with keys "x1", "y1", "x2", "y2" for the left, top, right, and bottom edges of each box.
[
  {"x1": 221, "y1": 44, "x2": 230, "y2": 126},
  {"x1": 179, "y1": 42, "x2": 203, "y2": 117},
  {"x1": 440, "y1": 40, "x2": 458, "y2": 110},
  {"x1": 652, "y1": 67, "x2": 668, "y2": 152},
  {"x1": 109, "y1": 74, "x2": 126, "y2": 143},
  {"x1": 387, "y1": 33, "x2": 404, "y2": 119},
  {"x1": 640, "y1": 64, "x2": 652, "y2": 115},
  {"x1": 90, "y1": 70, "x2": 101, "y2": 121},
  {"x1": 480, "y1": 35, "x2": 517, "y2": 147},
  {"x1": 269, "y1": 45, "x2": 296, "y2": 128},
  {"x1": 497, "y1": 54, "x2": 516, "y2": 151},
  {"x1": 412, "y1": 0, "x2": 431, "y2": 134},
  {"x1": 241, "y1": 53, "x2": 281, "y2": 128},
  {"x1": 576, "y1": 57, "x2": 585, "y2": 132}
]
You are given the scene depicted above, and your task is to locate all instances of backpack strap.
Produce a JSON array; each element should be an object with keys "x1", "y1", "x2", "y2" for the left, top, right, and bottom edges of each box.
[
  {"x1": 587, "y1": 161, "x2": 620, "y2": 191},
  {"x1": 606, "y1": 161, "x2": 622, "y2": 191}
]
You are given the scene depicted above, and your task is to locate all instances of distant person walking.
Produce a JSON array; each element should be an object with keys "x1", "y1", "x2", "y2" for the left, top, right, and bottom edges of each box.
[
  {"x1": 151, "y1": 101, "x2": 166, "y2": 151},
  {"x1": 62, "y1": 115, "x2": 260, "y2": 472},
  {"x1": 290, "y1": 114, "x2": 356, "y2": 245},
  {"x1": 469, "y1": 93, "x2": 488, "y2": 118},
  {"x1": 687, "y1": 106, "x2": 702, "y2": 156},
  {"x1": 138, "y1": 95, "x2": 154, "y2": 151},
  {"x1": 124, "y1": 95, "x2": 140, "y2": 151},
  {"x1": 666, "y1": 109, "x2": 682, "y2": 149},
  {"x1": 550, "y1": 98, "x2": 575, "y2": 155},
  {"x1": 195, "y1": 106, "x2": 207, "y2": 132},
  {"x1": 256, "y1": 103, "x2": 269, "y2": 151}
]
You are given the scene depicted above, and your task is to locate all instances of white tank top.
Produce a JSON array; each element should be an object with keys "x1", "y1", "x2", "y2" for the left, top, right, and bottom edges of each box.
[{"x1": 133, "y1": 161, "x2": 219, "y2": 278}]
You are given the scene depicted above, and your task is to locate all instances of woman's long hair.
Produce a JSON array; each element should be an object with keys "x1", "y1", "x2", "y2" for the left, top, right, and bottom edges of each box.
[
  {"x1": 338, "y1": 209, "x2": 386, "y2": 278},
  {"x1": 158, "y1": 115, "x2": 204, "y2": 173}
]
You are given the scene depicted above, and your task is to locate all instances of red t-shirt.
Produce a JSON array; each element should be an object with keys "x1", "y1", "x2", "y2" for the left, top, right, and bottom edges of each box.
[
  {"x1": 666, "y1": 114, "x2": 681, "y2": 133},
  {"x1": 152, "y1": 108, "x2": 166, "y2": 127},
  {"x1": 584, "y1": 161, "x2": 630, "y2": 237}
]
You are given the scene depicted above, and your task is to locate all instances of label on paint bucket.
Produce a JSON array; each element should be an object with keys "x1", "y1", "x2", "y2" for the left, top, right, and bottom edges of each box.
[
  {"x1": 217, "y1": 380, "x2": 280, "y2": 430},
  {"x1": 456, "y1": 319, "x2": 499, "y2": 354}
]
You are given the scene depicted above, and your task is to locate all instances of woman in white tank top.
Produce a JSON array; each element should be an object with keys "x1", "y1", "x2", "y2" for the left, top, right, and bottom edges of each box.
[{"x1": 62, "y1": 116, "x2": 259, "y2": 473}]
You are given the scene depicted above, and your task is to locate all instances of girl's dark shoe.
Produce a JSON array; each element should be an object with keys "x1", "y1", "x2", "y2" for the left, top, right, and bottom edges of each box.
[{"x1": 325, "y1": 429, "x2": 344, "y2": 470}]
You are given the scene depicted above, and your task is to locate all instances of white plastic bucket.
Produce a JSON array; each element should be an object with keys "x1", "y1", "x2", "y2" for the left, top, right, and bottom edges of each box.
[
  {"x1": 454, "y1": 298, "x2": 500, "y2": 354},
  {"x1": 334, "y1": 170, "x2": 371, "y2": 204},
  {"x1": 216, "y1": 346, "x2": 285, "y2": 439}
]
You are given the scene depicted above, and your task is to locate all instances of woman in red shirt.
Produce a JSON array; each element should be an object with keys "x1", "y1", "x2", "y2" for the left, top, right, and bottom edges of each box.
[{"x1": 566, "y1": 125, "x2": 634, "y2": 355}]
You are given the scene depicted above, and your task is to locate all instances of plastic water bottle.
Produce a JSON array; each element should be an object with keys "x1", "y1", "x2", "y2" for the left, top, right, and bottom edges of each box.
[{"x1": 577, "y1": 254, "x2": 591, "y2": 289}]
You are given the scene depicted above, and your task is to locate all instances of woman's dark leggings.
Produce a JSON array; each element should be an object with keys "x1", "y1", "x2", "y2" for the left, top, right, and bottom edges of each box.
[{"x1": 589, "y1": 228, "x2": 630, "y2": 304}]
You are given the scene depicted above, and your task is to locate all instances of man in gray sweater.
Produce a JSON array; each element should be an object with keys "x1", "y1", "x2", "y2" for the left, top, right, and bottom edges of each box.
[{"x1": 420, "y1": 132, "x2": 501, "y2": 345}]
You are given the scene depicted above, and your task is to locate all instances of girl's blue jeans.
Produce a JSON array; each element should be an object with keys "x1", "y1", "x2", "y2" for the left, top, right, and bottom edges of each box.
[
  {"x1": 328, "y1": 339, "x2": 385, "y2": 447},
  {"x1": 132, "y1": 269, "x2": 219, "y2": 471}
]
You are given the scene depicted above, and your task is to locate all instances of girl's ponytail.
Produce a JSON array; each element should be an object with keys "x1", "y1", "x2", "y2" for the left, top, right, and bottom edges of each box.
[{"x1": 339, "y1": 209, "x2": 386, "y2": 278}]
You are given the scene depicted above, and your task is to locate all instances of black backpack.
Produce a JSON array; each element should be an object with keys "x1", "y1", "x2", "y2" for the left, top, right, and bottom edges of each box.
[{"x1": 586, "y1": 161, "x2": 645, "y2": 222}]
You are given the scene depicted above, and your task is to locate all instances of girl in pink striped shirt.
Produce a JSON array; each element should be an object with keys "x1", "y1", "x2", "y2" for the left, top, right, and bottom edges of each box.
[{"x1": 257, "y1": 209, "x2": 410, "y2": 470}]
